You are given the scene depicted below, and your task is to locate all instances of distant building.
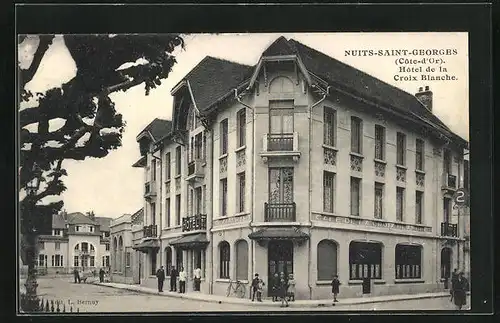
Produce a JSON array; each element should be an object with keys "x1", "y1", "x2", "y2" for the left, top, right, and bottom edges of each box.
[
  {"x1": 109, "y1": 208, "x2": 144, "y2": 284},
  {"x1": 36, "y1": 211, "x2": 112, "y2": 274},
  {"x1": 124, "y1": 36, "x2": 469, "y2": 299}
]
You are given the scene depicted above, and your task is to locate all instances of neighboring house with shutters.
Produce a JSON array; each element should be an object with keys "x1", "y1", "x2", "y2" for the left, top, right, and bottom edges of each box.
[
  {"x1": 35, "y1": 211, "x2": 112, "y2": 274},
  {"x1": 130, "y1": 36, "x2": 469, "y2": 299}
]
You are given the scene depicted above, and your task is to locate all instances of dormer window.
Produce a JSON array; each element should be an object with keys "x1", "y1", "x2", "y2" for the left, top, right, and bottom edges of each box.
[{"x1": 53, "y1": 229, "x2": 61, "y2": 236}]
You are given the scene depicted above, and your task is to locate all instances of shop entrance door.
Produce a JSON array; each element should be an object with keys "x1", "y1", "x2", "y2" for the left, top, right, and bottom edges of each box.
[{"x1": 267, "y1": 240, "x2": 293, "y2": 297}]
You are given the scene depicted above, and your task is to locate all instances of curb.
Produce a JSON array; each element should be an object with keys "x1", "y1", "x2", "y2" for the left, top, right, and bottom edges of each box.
[{"x1": 92, "y1": 282, "x2": 461, "y2": 308}]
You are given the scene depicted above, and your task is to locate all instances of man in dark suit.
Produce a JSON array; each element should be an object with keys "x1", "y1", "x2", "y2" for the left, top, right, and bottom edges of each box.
[
  {"x1": 170, "y1": 266, "x2": 178, "y2": 292},
  {"x1": 156, "y1": 266, "x2": 165, "y2": 292}
]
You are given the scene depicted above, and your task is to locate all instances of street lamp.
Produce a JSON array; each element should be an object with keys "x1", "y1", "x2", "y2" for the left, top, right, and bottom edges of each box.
[{"x1": 21, "y1": 163, "x2": 42, "y2": 312}]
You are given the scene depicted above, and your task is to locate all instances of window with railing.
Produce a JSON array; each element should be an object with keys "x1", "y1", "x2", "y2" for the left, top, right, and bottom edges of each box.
[
  {"x1": 324, "y1": 107, "x2": 336, "y2": 147},
  {"x1": 396, "y1": 132, "x2": 406, "y2": 166},
  {"x1": 375, "y1": 125, "x2": 385, "y2": 160},
  {"x1": 395, "y1": 244, "x2": 422, "y2": 279}
]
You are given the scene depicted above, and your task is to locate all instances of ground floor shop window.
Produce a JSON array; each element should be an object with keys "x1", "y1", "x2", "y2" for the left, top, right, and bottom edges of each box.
[
  {"x1": 349, "y1": 241, "x2": 382, "y2": 280},
  {"x1": 395, "y1": 244, "x2": 422, "y2": 279},
  {"x1": 176, "y1": 248, "x2": 183, "y2": 270},
  {"x1": 317, "y1": 239, "x2": 338, "y2": 280},
  {"x1": 74, "y1": 256, "x2": 79, "y2": 267},
  {"x1": 151, "y1": 252, "x2": 157, "y2": 276},
  {"x1": 441, "y1": 247, "x2": 452, "y2": 279},
  {"x1": 219, "y1": 241, "x2": 230, "y2": 279}
]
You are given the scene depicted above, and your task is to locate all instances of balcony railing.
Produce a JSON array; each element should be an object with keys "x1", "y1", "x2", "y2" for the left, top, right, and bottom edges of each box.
[
  {"x1": 264, "y1": 202, "x2": 296, "y2": 222},
  {"x1": 442, "y1": 173, "x2": 457, "y2": 189},
  {"x1": 143, "y1": 224, "x2": 158, "y2": 238},
  {"x1": 182, "y1": 214, "x2": 207, "y2": 232},
  {"x1": 186, "y1": 159, "x2": 205, "y2": 179},
  {"x1": 144, "y1": 182, "x2": 156, "y2": 198},
  {"x1": 441, "y1": 222, "x2": 458, "y2": 237},
  {"x1": 261, "y1": 133, "x2": 300, "y2": 162}
]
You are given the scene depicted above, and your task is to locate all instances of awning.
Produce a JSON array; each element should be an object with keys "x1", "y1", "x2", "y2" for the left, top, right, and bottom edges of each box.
[
  {"x1": 132, "y1": 239, "x2": 160, "y2": 253},
  {"x1": 170, "y1": 233, "x2": 209, "y2": 250},
  {"x1": 248, "y1": 227, "x2": 310, "y2": 241}
]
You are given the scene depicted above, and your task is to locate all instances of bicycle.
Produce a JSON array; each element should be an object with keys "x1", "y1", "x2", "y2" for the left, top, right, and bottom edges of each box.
[{"x1": 226, "y1": 280, "x2": 246, "y2": 298}]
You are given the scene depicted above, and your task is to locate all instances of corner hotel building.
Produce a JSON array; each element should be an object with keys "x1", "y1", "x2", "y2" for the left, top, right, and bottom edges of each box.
[{"x1": 127, "y1": 36, "x2": 469, "y2": 300}]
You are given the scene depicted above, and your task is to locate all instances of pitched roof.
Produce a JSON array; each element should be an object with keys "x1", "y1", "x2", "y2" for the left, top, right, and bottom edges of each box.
[
  {"x1": 286, "y1": 38, "x2": 455, "y2": 135},
  {"x1": 180, "y1": 56, "x2": 253, "y2": 112},
  {"x1": 94, "y1": 217, "x2": 112, "y2": 232},
  {"x1": 52, "y1": 213, "x2": 66, "y2": 229},
  {"x1": 65, "y1": 212, "x2": 96, "y2": 225},
  {"x1": 137, "y1": 118, "x2": 172, "y2": 142}
]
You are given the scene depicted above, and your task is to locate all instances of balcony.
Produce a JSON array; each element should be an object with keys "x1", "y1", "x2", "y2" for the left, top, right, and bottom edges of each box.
[
  {"x1": 441, "y1": 173, "x2": 457, "y2": 193},
  {"x1": 264, "y1": 202, "x2": 296, "y2": 222},
  {"x1": 144, "y1": 182, "x2": 157, "y2": 200},
  {"x1": 440, "y1": 222, "x2": 458, "y2": 237},
  {"x1": 186, "y1": 159, "x2": 205, "y2": 183},
  {"x1": 260, "y1": 133, "x2": 300, "y2": 163},
  {"x1": 182, "y1": 214, "x2": 207, "y2": 232},
  {"x1": 143, "y1": 224, "x2": 158, "y2": 238}
]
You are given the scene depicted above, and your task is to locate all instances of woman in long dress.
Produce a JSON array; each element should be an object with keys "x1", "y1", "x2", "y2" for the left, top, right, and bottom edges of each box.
[{"x1": 453, "y1": 272, "x2": 468, "y2": 310}]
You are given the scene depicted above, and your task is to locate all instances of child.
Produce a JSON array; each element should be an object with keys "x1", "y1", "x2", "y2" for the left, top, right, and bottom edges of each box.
[
  {"x1": 287, "y1": 274, "x2": 296, "y2": 301},
  {"x1": 256, "y1": 277, "x2": 265, "y2": 302}
]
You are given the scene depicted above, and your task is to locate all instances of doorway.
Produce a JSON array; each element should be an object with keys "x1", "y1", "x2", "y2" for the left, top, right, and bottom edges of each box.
[{"x1": 267, "y1": 240, "x2": 293, "y2": 297}]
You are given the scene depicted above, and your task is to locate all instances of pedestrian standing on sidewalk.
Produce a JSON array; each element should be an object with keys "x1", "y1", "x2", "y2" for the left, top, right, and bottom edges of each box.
[
  {"x1": 256, "y1": 277, "x2": 265, "y2": 302},
  {"x1": 271, "y1": 273, "x2": 279, "y2": 302},
  {"x1": 450, "y1": 268, "x2": 458, "y2": 302},
  {"x1": 73, "y1": 268, "x2": 79, "y2": 283},
  {"x1": 279, "y1": 272, "x2": 289, "y2": 308},
  {"x1": 287, "y1": 274, "x2": 295, "y2": 302},
  {"x1": 179, "y1": 267, "x2": 186, "y2": 293},
  {"x1": 193, "y1": 267, "x2": 201, "y2": 291},
  {"x1": 251, "y1": 273, "x2": 260, "y2": 301},
  {"x1": 156, "y1": 266, "x2": 166, "y2": 293},
  {"x1": 99, "y1": 267, "x2": 105, "y2": 283},
  {"x1": 331, "y1": 274, "x2": 341, "y2": 304},
  {"x1": 170, "y1": 266, "x2": 178, "y2": 292},
  {"x1": 453, "y1": 272, "x2": 468, "y2": 310}
]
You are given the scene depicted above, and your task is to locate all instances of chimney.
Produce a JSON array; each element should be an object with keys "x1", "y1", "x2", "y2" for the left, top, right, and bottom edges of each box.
[
  {"x1": 87, "y1": 211, "x2": 95, "y2": 220},
  {"x1": 415, "y1": 85, "x2": 433, "y2": 111}
]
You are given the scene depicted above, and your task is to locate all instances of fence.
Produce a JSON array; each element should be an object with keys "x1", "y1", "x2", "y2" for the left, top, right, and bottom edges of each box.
[{"x1": 20, "y1": 295, "x2": 80, "y2": 313}]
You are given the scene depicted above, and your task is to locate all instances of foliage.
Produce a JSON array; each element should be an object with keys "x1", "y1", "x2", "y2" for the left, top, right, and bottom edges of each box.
[{"x1": 19, "y1": 34, "x2": 184, "y2": 227}]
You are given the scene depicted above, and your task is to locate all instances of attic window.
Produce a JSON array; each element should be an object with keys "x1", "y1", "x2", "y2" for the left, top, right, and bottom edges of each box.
[{"x1": 269, "y1": 76, "x2": 294, "y2": 94}]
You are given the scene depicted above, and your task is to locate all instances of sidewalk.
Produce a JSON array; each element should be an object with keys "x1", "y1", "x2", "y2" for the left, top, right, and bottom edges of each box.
[{"x1": 92, "y1": 281, "x2": 455, "y2": 308}]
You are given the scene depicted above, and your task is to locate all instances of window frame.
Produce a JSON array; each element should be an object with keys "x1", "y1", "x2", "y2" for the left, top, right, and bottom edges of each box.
[
  {"x1": 349, "y1": 241, "x2": 382, "y2": 280},
  {"x1": 396, "y1": 187, "x2": 405, "y2": 222},
  {"x1": 395, "y1": 244, "x2": 422, "y2": 279},
  {"x1": 350, "y1": 177, "x2": 361, "y2": 216},
  {"x1": 323, "y1": 171, "x2": 336, "y2": 213},
  {"x1": 220, "y1": 178, "x2": 228, "y2": 217},
  {"x1": 219, "y1": 241, "x2": 230, "y2": 279},
  {"x1": 175, "y1": 146, "x2": 182, "y2": 175},
  {"x1": 323, "y1": 107, "x2": 337, "y2": 147},
  {"x1": 237, "y1": 109, "x2": 246, "y2": 148},
  {"x1": 415, "y1": 139, "x2": 425, "y2": 171},
  {"x1": 374, "y1": 182, "x2": 384, "y2": 219},
  {"x1": 396, "y1": 132, "x2": 407, "y2": 166},
  {"x1": 165, "y1": 152, "x2": 171, "y2": 180},
  {"x1": 374, "y1": 125, "x2": 386, "y2": 160},
  {"x1": 237, "y1": 172, "x2": 245, "y2": 213},
  {"x1": 317, "y1": 240, "x2": 338, "y2": 281},
  {"x1": 415, "y1": 191, "x2": 424, "y2": 224},
  {"x1": 235, "y1": 240, "x2": 248, "y2": 281},
  {"x1": 350, "y1": 116, "x2": 363, "y2": 154},
  {"x1": 165, "y1": 198, "x2": 171, "y2": 227},
  {"x1": 175, "y1": 194, "x2": 181, "y2": 226},
  {"x1": 220, "y1": 119, "x2": 229, "y2": 155}
]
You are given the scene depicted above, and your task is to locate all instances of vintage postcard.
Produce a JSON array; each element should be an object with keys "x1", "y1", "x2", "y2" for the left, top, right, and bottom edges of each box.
[{"x1": 18, "y1": 32, "x2": 472, "y2": 313}]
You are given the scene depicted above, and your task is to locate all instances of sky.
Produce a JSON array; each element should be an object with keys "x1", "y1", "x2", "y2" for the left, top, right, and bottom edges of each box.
[{"x1": 19, "y1": 33, "x2": 469, "y2": 219}]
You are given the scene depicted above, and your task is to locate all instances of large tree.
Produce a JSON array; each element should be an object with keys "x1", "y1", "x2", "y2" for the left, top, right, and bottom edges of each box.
[{"x1": 19, "y1": 34, "x2": 184, "y2": 230}]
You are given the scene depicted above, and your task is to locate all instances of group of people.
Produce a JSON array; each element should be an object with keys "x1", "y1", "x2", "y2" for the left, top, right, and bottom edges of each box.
[
  {"x1": 449, "y1": 269, "x2": 469, "y2": 310},
  {"x1": 156, "y1": 266, "x2": 196, "y2": 293},
  {"x1": 73, "y1": 267, "x2": 107, "y2": 283}
]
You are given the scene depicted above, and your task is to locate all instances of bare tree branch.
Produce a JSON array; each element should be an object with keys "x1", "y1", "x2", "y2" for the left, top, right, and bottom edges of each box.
[{"x1": 20, "y1": 35, "x2": 55, "y2": 88}]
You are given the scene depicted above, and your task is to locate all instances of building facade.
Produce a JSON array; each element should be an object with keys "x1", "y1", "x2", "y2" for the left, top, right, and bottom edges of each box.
[
  {"x1": 127, "y1": 36, "x2": 470, "y2": 299},
  {"x1": 36, "y1": 211, "x2": 112, "y2": 274}
]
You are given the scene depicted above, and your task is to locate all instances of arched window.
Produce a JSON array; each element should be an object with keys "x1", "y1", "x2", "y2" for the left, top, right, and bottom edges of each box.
[
  {"x1": 441, "y1": 248, "x2": 452, "y2": 279},
  {"x1": 219, "y1": 241, "x2": 230, "y2": 279},
  {"x1": 165, "y1": 247, "x2": 172, "y2": 276},
  {"x1": 118, "y1": 236, "x2": 123, "y2": 272},
  {"x1": 269, "y1": 76, "x2": 294, "y2": 94},
  {"x1": 349, "y1": 241, "x2": 382, "y2": 280},
  {"x1": 317, "y1": 240, "x2": 338, "y2": 280},
  {"x1": 235, "y1": 240, "x2": 248, "y2": 280},
  {"x1": 90, "y1": 244, "x2": 95, "y2": 251},
  {"x1": 74, "y1": 244, "x2": 79, "y2": 251},
  {"x1": 395, "y1": 244, "x2": 422, "y2": 279}
]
